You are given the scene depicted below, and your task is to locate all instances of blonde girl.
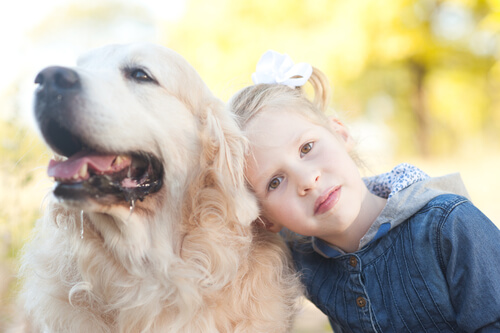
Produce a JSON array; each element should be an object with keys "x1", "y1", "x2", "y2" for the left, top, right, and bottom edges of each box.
[{"x1": 229, "y1": 50, "x2": 500, "y2": 332}]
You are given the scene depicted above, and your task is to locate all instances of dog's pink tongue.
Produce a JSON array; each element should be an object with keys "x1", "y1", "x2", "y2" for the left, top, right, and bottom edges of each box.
[{"x1": 48, "y1": 152, "x2": 117, "y2": 179}]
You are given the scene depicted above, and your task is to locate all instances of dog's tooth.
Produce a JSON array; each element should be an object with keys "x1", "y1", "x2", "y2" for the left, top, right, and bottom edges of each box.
[
  {"x1": 114, "y1": 156, "x2": 123, "y2": 166},
  {"x1": 79, "y1": 163, "x2": 88, "y2": 178}
]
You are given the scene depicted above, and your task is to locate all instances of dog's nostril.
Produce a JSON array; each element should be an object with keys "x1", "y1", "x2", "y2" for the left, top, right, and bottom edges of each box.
[
  {"x1": 34, "y1": 72, "x2": 44, "y2": 85},
  {"x1": 35, "y1": 66, "x2": 80, "y2": 90}
]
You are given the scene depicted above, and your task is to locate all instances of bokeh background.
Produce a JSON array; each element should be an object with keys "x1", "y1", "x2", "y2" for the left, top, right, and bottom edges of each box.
[{"x1": 1, "y1": 0, "x2": 499, "y2": 332}]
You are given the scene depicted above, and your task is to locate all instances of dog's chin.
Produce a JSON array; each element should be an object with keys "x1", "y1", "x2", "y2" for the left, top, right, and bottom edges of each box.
[{"x1": 50, "y1": 151, "x2": 164, "y2": 207}]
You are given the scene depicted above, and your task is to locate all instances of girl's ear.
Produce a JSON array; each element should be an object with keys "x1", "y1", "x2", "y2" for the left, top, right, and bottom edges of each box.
[
  {"x1": 328, "y1": 117, "x2": 355, "y2": 151},
  {"x1": 254, "y1": 216, "x2": 282, "y2": 233}
]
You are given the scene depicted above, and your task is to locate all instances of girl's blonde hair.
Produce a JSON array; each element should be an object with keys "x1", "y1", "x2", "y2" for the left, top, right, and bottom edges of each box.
[{"x1": 229, "y1": 67, "x2": 333, "y2": 131}]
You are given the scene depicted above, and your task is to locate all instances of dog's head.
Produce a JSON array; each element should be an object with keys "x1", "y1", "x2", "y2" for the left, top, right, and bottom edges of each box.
[{"x1": 34, "y1": 43, "x2": 257, "y2": 226}]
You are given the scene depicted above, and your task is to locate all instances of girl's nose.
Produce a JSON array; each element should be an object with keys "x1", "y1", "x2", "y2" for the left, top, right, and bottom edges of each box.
[{"x1": 297, "y1": 171, "x2": 320, "y2": 196}]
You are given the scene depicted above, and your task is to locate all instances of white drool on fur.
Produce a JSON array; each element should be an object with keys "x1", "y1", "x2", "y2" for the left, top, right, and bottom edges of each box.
[{"x1": 80, "y1": 210, "x2": 84, "y2": 239}]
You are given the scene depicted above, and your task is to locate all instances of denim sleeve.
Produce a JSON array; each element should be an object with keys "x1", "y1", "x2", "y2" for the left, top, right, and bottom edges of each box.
[{"x1": 438, "y1": 198, "x2": 500, "y2": 332}]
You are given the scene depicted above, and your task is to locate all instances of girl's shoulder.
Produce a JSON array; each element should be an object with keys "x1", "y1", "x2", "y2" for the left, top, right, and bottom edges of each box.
[
  {"x1": 404, "y1": 193, "x2": 498, "y2": 251},
  {"x1": 407, "y1": 192, "x2": 482, "y2": 222},
  {"x1": 414, "y1": 193, "x2": 500, "y2": 253},
  {"x1": 421, "y1": 193, "x2": 470, "y2": 212},
  {"x1": 393, "y1": 193, "x2": 471, "y2": 237}
]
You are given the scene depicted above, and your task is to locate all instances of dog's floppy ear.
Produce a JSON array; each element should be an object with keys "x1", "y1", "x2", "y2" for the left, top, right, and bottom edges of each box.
[
  {"x1": 192, "y1": 99, "x2": 259, "y2": 227},
  {"x1": 181, "y1": 99, "x2": 258, "y2": 288}
]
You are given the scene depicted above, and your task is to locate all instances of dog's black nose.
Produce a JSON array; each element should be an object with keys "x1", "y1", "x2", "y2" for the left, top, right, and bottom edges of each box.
[
  {"x1": 35, "y1": 66, "x2": 81, "y2": 91},
  {"x1": 34, "y1": 66, "x2": 84, "y2": 157}
]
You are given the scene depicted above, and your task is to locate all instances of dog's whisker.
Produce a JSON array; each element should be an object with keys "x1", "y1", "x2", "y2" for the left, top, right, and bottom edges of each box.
[{"x1": 80, "y1": 210, "x2": 84, "y2": 239}]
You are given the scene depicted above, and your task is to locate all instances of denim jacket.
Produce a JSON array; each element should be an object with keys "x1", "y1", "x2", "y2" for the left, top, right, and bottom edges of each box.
[{"x1": 289, "y1": 164, "x2": 500, "y2": 332}]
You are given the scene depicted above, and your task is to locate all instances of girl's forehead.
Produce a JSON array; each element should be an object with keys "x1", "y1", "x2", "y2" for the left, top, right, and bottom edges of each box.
[
  {"x1": 247, "y1": 109, "x2": 309, "y2": 139},
  {"x1": 247, "y1": 107, "x2": 312, "y2": 130}
]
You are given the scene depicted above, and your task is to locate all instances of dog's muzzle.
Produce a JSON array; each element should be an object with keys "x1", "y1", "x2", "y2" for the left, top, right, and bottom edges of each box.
[{"x1": 34, "y1": 66, "x2": 163, "y2": 205}]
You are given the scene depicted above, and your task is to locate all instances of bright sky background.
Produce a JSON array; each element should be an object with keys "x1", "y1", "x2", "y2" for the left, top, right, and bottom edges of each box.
[{"x1": 0, "y1": 0, "x2": 185, "y2": 124}]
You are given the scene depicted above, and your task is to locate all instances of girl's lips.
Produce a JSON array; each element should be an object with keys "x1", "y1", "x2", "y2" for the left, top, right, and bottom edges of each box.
[{"x1": 314, "y1": 186, "x2": 341, "y2": 215}]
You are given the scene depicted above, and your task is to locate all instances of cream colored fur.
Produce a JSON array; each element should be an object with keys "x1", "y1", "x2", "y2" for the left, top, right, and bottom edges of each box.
[{"x1": 16, "y1": 43, "x2": 302, "y2": 332}]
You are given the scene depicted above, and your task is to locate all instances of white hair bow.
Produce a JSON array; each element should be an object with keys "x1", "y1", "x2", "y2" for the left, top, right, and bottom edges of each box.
[{"x1": 251, "y1": 50, "x2": 312, "y2": 88}]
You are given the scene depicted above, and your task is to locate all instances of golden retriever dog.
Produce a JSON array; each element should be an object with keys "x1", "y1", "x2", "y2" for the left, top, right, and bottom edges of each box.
[{"x1": 17, "y1": 43, "x2": 302, "y2": 332}]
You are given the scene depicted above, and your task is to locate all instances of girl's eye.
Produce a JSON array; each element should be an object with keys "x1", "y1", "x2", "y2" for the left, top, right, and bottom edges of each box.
[
  {"x1": 300, "y1": 142, "x2": 314, "y2": 156},
  {"x1": 268, "y1": 176, "x2": 283, "y2": 191}
]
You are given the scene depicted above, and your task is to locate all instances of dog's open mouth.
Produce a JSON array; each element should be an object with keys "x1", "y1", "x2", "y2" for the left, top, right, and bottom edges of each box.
[{"x1": 48, "y1": 151, "x2": 163, "y2": 204}]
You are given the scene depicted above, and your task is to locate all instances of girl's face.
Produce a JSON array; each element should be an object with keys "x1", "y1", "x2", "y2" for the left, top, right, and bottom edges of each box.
[{"x1": 245, "y1": 108, "x2": 371, "y2": 245}]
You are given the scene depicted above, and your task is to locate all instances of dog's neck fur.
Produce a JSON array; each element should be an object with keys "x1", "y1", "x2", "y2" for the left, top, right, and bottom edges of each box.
[{"x1": 20, "y1": 198, "x2": 300, "y2": 333}]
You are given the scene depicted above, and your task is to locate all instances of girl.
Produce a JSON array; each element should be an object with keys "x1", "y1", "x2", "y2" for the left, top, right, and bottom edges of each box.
[{"x1": 229, "y1": 50, "x2": 500, "y2": 332}]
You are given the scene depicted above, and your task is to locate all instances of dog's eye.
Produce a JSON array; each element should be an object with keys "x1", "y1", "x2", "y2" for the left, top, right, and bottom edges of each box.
[{"x1": 130, "y1": 68, "x2": 154, "y2": 83}]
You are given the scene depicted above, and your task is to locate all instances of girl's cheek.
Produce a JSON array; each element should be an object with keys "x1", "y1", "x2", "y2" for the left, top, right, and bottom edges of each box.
[{"x1": 266, "y1": 197, "x2": 283, "y2": 216}]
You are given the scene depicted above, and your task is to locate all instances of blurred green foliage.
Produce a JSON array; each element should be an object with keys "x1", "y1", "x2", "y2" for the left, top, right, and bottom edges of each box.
[
  {"x1": 0, "y1": 80, "x2": 52, "y2": 327},
  {"x1": 166, "y1": 0, "x2": 500, "y2": 156}
]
